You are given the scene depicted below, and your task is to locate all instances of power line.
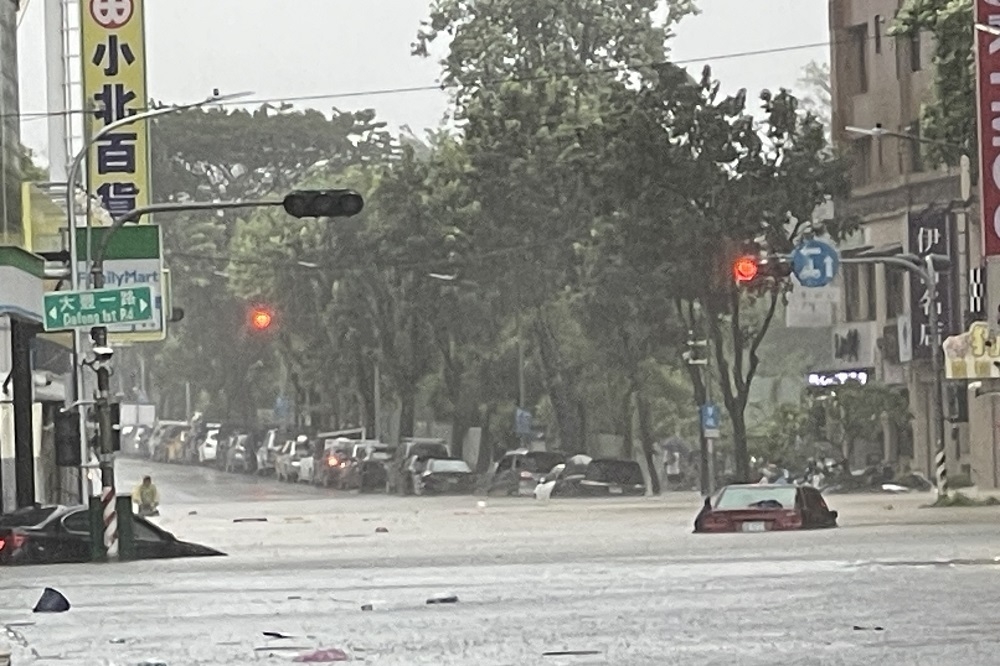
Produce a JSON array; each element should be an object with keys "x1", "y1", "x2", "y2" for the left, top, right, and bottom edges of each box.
[{"x1": 6, "y1": 35, "x2": 845, "y2": 123}]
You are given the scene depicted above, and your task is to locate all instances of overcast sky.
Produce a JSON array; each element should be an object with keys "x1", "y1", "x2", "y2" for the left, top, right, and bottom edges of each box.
[{"x1": 15, "y1": 0, "x2": 828, "y2": 167}]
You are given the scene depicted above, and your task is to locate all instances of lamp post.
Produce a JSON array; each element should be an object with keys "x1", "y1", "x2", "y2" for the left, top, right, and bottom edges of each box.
[{"x1": 65, "y1": 91, "x2": 251, "y2": 502}]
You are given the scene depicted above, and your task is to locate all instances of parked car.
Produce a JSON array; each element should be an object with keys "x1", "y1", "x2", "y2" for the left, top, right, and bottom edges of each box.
[
  {"x1": 0, "y1": 505, "x2": 225, "y2": 565},
  {"x1": 255, "y1": 429, "x2": 286, "y2": 476},
  {"x1": 415, "y1": 458, "x2": 476, "y2": 495},
  {"x1": 694, "y1": 484, "x2": 839, "y2": 533},
  {"x1": 223, "y1": 433, "x2": 254, "y2": 473},
  {"x1": 340, "y1": 442, "x2": 394, "y2": 492},
  {"x1": 197, "y1": 425, "x2": 223, "y2": 464},
  {"x1": 385, "y1": 440, "x2": 451, "y2": 495},
  {"x1": 275, "y1": 436, "x2": 313, "y2": 482},
  {"x1": 489, "y1": 449, "x2": 567, "y2": 496},
  {"x1": 307, "y1": 438, "x2": 355, "y2": 487},
  {"x1": 540, "y1": 458, "x2": 644, "y2": 497}
]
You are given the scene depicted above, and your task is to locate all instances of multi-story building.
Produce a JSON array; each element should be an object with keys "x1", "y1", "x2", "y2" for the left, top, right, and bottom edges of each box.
[{"x1": 828, "y1": 0, "x2": 976, "y2": 479}]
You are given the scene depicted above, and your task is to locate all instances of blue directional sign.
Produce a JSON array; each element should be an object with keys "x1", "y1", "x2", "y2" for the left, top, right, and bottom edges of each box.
[
  {"x1": 791, "y1": 238, "x2": 840, "y2": 288},
  {"x1": 515, "y1": 408, "x2": 533, "y2": 437},
  {"x1": 700, "y1": 403, "x2": 721, "y2": 438}
]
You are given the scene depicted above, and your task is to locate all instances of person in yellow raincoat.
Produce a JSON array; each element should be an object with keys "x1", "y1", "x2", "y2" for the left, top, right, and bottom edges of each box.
[{"x1": 132, "y1": 475, "x2": 160, "y2": 515}]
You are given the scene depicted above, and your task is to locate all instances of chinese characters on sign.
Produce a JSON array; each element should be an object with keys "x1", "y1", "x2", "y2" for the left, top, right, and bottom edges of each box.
[
  {"x1": 976, "y1": 0, "x2": 1000, "y2": 257},
  {"x1": 81, "y1": 0, "x2": 150, "y2": 223},
  {"x1": 907, "y1": 208, "x2": 958, "y2": 359}
]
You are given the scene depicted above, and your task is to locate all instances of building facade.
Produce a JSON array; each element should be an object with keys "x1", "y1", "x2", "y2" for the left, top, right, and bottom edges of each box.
[{"x1": 828, "y1": 0, "x2": 976, "y2": 478}]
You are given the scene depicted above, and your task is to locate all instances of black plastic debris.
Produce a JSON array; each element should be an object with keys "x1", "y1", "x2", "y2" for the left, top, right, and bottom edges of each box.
[
  {"x1": 233, "y1": 517, "x2": 268, "y2": 523},
  {"x1": 263, "y1": 631, "x2": 295, "y2": 639},
  {"x1": 426, "y1": 594, "x2": 458, "y2": 605},
  {"x1": 543, "y1": 651, "x2": 602, "y2": 657},
  {"x1": 360, "y1": 604, "x2": 373, "y2": 611},
  {"x1": 374, "y1": 526, "x2": 388, "y2": 533},
  {"x1": 33, "y1": 587, "x2": 70, "y2": 613},
  {"x1": 852, "y1": 625, "x2": 884, "y2": 631}
]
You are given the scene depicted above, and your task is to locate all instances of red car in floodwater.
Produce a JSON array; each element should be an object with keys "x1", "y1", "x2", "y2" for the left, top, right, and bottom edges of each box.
[{"x1": 694, "y1": 484, "x2": 838, "y2": 533}]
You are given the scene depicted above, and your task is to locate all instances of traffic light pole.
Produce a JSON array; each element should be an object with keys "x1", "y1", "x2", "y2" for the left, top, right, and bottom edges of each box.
[
  {"x1": 838, "y1": 254, "x2": 947, "y2": 497},
  {"x1": 84, "y1": 198, "x2": 281, "y2": 560}
]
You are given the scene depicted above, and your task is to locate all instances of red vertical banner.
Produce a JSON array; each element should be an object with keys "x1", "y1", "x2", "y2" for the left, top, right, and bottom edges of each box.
[{"x1": 976, "y1": 0, "x2": 1000, "y2": 256}]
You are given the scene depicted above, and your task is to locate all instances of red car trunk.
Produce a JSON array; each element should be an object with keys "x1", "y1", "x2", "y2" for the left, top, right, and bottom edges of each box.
[{"x1": 701, "y1": 508, "x2": 803, "y2": 532}]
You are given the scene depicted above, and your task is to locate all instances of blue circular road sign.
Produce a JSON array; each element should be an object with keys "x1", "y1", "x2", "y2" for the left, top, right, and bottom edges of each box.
[{"x1": 791, "y1": 239, "x2": 840, "y2": 288}]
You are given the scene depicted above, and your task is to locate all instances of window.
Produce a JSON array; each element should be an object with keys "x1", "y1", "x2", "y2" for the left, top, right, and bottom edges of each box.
[
  {"x1": 863, "y1": 263, "x2": 877, "y2": 320},
  {"x1": 61, "y1": 511, "x2": 90, "y2": 534},
  {"x1": 910, "y1": 32, "x2": 922, "y2": 71},
  {"x1": 843, "y1": 265, "x2": 861, "y2": 322},
  {"x1": 886, "y1": 267, "x2": 905, "y2": 317},
  {"x1": 874, "y1": 15, "x2": 882, "y2": 54},
  {"x1": 846, "y1": 24, "x2": 869, "y2": 94},
  {"x1": 851, "y1": 137, "x2": 872, "y2": 187}
]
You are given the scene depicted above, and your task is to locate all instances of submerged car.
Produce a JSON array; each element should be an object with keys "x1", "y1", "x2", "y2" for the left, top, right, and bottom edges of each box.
[
  {"x1": 694, "y1": 484, "x2": 838, "y2": 533},
  {"x1": 0, "y1": 505, "x2": 225, "y2": 565},
  {"x1": 416, "y1": 458, "x2": 475, "y2": 495}
]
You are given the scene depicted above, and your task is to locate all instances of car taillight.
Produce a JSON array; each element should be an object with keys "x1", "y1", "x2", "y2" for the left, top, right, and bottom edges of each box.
[
  {"x1": 777, "y1": 510, "x2": 802, "y2": 528},
  {"x1": 701, "y1": 513, "x2": 728, "y2": 530},
  {"x1": 0, "y1": 534, "x2": 26, "y2": 551}
]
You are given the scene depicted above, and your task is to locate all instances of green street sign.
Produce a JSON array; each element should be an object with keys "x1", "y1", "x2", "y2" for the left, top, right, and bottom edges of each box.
[{"x1": 43, "y1": 286, "x2": 155, "y2": 332}]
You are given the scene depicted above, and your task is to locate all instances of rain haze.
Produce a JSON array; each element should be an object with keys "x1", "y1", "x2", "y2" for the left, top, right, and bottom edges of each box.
[
  {"x1": 8, "y1": 1, "x2": 996, "y2": 664},
  {"x1": 16, "y1": 0, "x2": 829, "y2": 162}
]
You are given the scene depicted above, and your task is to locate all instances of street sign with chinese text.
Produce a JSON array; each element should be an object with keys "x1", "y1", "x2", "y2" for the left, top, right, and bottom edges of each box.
[
  {"x1": 80, "y1": 0, "x2": 151, "y2": 224},
  {"x1": 74, "y1": 225, "x2": 164, "y2": 341},
  {"x1": 700, "y1": 403, "x2": 720, "y2": 439},
  {"x1": 43, "y1": 285, "x2": 154, "y2": 331},
  {"x1": 907, "y1": 209, "x2": 958, "y2": 359}
]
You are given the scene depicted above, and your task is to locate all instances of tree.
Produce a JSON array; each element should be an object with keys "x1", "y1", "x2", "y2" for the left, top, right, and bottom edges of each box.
[
  {"x1": 146, "y1": 106, "x2": 396, "y2": 423},
  {"x1": 798, "y1": 60, "x2": 831, "y2": 130},
  {"x1": 594, "y1": 64, "x2": 852, "y2": 482},
  {"x1": 811, "y1": 381, "x2": 912, "y2": 464},
  {"x1": 892, "y1": 0, "x2": 975, "y2": 168},
  {"x1": 414, "y1": 0, "x2": 697, "y2": 452}
]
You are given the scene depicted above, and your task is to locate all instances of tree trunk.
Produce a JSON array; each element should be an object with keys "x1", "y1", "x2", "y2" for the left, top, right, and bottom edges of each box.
[
  {"x1": 731, "y1": 402, "x2": 751, "y2": 482},
  {"x1": 621, "y1": 389, "x2": 634, "y2": 459},
  {"x1": 476, "y1": 403, "x2": 497, "y2": 474},
  {"x1": 636, "y1": 394, "x2": 661, "y2": 494},
  {"x1": 399, "y1": 385, "x2": 416, "y2": 439},
  {"x1": 532, "y1": 316, "x2": 586, "y2": 449}
]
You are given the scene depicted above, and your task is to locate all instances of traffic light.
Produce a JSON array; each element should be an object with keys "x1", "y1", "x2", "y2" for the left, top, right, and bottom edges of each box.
[
  {"x1": 733, "y1": 255, "x2": 759, "y2": 283},
  {"x1": 282, "y1": 189, "x2": 364, "y2": 219},
  {"x1": 732, "y1": 254, "x2": 792, "y2": 286},
  {"x1": 249, "y1": 306, "x2": 274, "y2": 331}
]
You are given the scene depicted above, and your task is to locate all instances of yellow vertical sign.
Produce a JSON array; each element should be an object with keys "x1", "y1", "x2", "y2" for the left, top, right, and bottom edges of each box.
[{"x1": 80, "y1": 0, "x2": 151, "y2": 225}]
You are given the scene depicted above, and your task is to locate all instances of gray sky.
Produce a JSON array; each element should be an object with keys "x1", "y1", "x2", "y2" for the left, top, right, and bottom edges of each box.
[{"x1": 16, "y1": 0, "x2": 828, "y2": 167}]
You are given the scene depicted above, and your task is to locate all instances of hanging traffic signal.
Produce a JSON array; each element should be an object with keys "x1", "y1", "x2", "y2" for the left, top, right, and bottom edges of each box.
[
  {"x1": 249, "y1": 306, "x2": 274, "y2": 331},
  {"x1": 733, "y1": 254, "x2": 792, "y2": 286},
  {"x1": 733, "y1": 255, "x2": 759, "y2": 283},
  {"x1": 282, "y1": 189, "x2": 365, "y2": 219}
]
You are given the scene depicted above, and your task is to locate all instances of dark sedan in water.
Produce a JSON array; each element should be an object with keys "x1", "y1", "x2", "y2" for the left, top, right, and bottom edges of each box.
[
  {"x1": 0, "y1": 505, "x2": 225, "y2": 565},
  {"x1": 415, "y1": 458, "x2": 476, "y2": 495}
]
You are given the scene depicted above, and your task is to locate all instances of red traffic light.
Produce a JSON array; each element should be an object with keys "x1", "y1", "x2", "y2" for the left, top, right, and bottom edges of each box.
[
  {"x1": 249, "y1": 307, "x2": 273, "y2": 330},
  {"x1": 733, "y1": 256, "x2": 759, "y2": 283}
]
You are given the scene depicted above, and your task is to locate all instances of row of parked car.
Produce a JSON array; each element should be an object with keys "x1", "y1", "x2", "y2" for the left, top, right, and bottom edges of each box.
[{"x1": 126, "y1": 420, "x2": 649, "y2": 498}]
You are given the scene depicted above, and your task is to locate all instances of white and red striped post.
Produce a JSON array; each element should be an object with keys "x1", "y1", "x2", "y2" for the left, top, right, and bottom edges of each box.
[{"x1": 101, "y1": 485, "x2": 118, "y2": 558}]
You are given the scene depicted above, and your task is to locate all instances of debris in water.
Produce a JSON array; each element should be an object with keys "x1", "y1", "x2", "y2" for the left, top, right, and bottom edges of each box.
[
  {"x1": 375, "y1": 526, "x2": 388, "y2": 533},
  {"x1": 852, "y1": 625, "x2": 884, "y2": 631},
  {"x1": 426, "y1": 593, "x2": 459, "y2": 605},
  {"x1": 543, "y1": 650, "x2": 602, "y2": 657},
  {"x1": 233, "y1": 517, "x2": 268, "y2": 523},
  {"x1": 33, "y1": 588, "x2": 70, "y2": 613},
  {"x1": 361, "y1": 603, "x2": 373, "y2": 611}
]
